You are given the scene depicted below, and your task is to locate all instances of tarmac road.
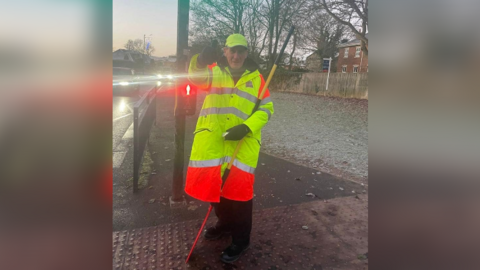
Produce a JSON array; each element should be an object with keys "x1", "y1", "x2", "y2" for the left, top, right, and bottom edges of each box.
[{"x1": 112, "y1": 81, "x2": 163, "y2": 169}]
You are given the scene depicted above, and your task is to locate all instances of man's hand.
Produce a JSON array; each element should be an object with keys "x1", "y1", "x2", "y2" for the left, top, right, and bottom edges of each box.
[
  {"x1": 224, "y1": 124, "x2": 251, "y2": 141},
  {"x1": 197, "y1": 46, "x2": 217, "y2": 67}
]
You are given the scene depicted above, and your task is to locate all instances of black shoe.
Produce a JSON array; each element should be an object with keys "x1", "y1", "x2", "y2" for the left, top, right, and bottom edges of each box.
[
  {"x1": 204, "y1": 226, "x2": 230, "y2": 240},
  {"x1": 220, "y1": 243, "x2": 250, "y2": 263}
]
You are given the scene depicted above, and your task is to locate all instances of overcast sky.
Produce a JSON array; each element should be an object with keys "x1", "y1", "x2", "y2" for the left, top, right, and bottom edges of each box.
[{"x1": 113, "y1": 0, "x2": 177, "y2": 57}]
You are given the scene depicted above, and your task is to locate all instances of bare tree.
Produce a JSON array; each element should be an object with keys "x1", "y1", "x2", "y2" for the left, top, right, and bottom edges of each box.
[
  {"x1": 261, "y1": 0, "x2": 308, "y2": 69},
  {"x1": 190, "y1": 0, "x2": 310, "y2": 70},
  {"x1": 243, "y1": 0, "x2": 269, "y2": 64},
  {"x1": 296, "y1": 3, "x2": 347, "y2": 72},
  {"x1": 287, "y1": 32, "x2": 297, "y2": 70},
  {"x1": 190, "y1": 0, "x2": 272, "y2": 65},
  {"x1": 124, "y1": 40, "x2": 135, "y2": 51},
  {"x1": 320, "y1": 0, "x2": 368, "y2": 55},
  {"x1": 146, "y1": 45, "x2": 155, "y2": 56},
  {"x1": 190, "y1": 0, "x2": 249, "y2": 36},
  {"x1": 124, "y1": 39, "x2": 145, "y2": 54}
]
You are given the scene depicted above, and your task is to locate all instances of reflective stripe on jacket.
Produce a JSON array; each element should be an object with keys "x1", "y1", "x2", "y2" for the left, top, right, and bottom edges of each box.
[{"x1": 185, "y1": 54, "x2": 274, "y2": 202}]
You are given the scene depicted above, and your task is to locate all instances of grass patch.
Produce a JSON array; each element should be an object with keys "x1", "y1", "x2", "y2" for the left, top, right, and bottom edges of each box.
[{"x1": 357, "y1": 253, "x2": 367, "y2": 260}]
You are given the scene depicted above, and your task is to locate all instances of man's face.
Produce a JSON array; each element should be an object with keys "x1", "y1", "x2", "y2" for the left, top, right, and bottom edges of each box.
[{"x1": 223, "y1": 46, "x2": 248, "y2": 70}]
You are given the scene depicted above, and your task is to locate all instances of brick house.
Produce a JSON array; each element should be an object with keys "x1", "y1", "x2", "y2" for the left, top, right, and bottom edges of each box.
[
  {"x1": 305, "y1": 53, "x2": 322, "y2": 72},
  {"x1": 336, "y1": 37, "x2": 368, "y2": 73}
]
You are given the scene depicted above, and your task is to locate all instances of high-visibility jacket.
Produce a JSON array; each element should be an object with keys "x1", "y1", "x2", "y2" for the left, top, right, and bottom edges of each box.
[{"x1": 185, "y1": 54, "x2": 274, "y2": 202}]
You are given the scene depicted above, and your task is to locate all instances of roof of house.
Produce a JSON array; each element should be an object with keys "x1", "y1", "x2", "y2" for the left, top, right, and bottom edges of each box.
[
  {"x1": 113, "y1": 49, "x2": 150, "y2": 57},
  {"x1": 150, "y1": 56, "x2": 176, "y2": 62},
  {"x1": 113, "y1": 49, "x2": 143, "y2": 55},
  {"x1": 306, "y1": 52, "x2": 321, "y2": 60},
  {"x1": 338, "y1": 39, "x2": 361, "y2": 48},
  {"x1": 338, "y1": 34, "x2": 368, "y2": 48}
]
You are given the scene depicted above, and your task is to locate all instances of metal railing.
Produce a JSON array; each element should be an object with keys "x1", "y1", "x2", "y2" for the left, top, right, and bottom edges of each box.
[{"x1": 133, "y1": 85, "x2": 157, "y2": 193}]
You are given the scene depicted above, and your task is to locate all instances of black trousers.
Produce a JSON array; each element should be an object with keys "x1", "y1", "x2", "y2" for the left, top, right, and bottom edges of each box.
[{"x1": 211, "y1": 196, "x2": 253, "y2": 246}]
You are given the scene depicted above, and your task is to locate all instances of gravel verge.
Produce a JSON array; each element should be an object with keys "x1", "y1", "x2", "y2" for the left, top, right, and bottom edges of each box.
[{"x1": 261, "y1": 92, "x2": 368, "y2": 184}]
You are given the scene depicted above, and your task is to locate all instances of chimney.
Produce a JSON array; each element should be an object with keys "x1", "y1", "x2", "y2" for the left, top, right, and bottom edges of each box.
[{"x1": 355, "y1": 28, "x2": 362, "y2": 40}]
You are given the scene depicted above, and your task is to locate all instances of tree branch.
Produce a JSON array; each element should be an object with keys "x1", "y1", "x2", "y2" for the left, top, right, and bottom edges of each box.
[
  {"x1": 321, "y1": 0, "x2": 367, "y2": 45},
  {"x1": 345, "y1": 0, "x2": 366, "y2": 21}
]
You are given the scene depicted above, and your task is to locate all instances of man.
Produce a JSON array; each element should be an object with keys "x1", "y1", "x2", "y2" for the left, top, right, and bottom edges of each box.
[{"x1": 184, "y1": 33, "x2": 274, "y2": 263}]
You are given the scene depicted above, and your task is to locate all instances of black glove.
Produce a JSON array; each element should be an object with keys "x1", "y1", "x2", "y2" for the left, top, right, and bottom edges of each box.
[
  {"x1": 224, "y1": 124, "x2": 251, "y2": 141},
  {"x1": 197, "y1": 46, "x2": 217, "y2": 67}
]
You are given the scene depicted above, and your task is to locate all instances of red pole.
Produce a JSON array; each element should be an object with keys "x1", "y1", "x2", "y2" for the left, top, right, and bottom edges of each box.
[{"x1": 185, "y1": 205, "x2": 213, "y2": 263}]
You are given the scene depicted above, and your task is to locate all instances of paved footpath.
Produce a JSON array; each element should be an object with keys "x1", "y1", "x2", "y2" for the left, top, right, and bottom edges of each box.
[{"x1": 113, "y1": 88, "x2": 368, "y2": 270}]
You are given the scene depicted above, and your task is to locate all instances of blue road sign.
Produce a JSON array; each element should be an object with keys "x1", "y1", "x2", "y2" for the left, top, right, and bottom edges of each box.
[{"x1": 323, "y1": 59, "x2": 330, "y2": 72}]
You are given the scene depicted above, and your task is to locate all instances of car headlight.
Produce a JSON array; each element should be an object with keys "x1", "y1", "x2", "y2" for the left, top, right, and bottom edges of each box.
[
  {"x1": 157, "y1": 81, "x2": 162, "y2": 86},
  {"x1": 167, "y1": 75, "x2": 173, "y2": 80},
  {"x1": 119, "y1": 81, "x2": 129, "y2": 86},
  {"x1": 157, "y1": 74, "x2": 163, "y2": 78},
  {"x1": 119, "y1": 99, "x2": 127, "y2": 112}
]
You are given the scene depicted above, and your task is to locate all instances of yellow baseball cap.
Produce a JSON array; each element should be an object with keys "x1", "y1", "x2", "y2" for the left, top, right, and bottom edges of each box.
[{"x1": 225, "y1": 34, "x2": 248, "y2": 48}]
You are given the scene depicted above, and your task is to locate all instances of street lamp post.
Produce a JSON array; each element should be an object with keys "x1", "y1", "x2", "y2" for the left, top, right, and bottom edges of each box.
[
  {"x1": 171, "y1": 0, "x2": 190, "y2": 205},
  {"x1": 324, "y1": 57, "x2": 332, "y2": 91}
]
